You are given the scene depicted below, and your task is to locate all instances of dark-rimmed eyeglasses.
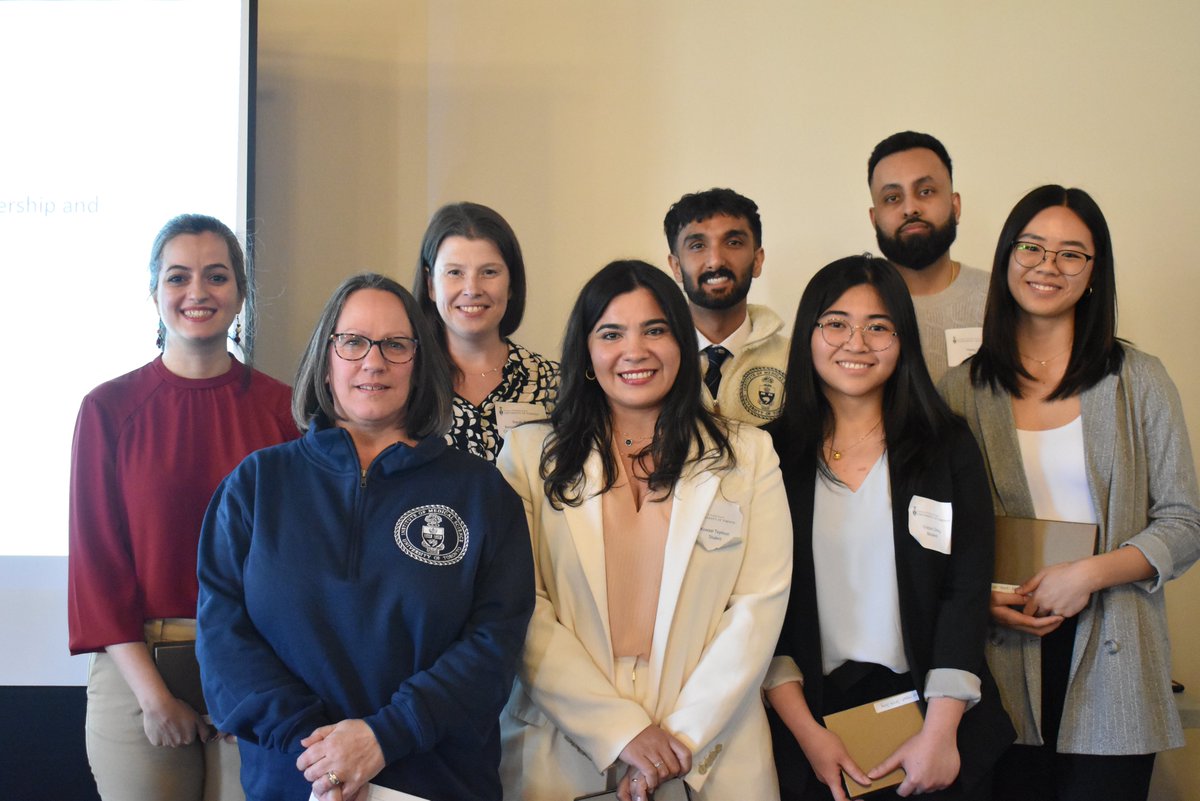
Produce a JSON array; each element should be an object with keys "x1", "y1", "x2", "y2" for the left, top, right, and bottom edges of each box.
[
  {"x1": 1011, "y1": 241, "x2": 1094, "y2": 276},
  {"x1": 329, "y1": 333, "x2": 419, "y2": 364},
  {"x1": 814, "y1": 318, "x2": 897, "y2": 352}
]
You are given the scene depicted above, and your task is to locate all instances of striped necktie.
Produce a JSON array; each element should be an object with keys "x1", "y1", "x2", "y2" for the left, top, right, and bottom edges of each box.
[{"x1": 703, "y1": 345, "x2": 731, "y2": 400}]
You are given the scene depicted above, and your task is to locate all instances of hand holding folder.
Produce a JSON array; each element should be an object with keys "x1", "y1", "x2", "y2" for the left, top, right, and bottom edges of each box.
[
  {"x1": 991, "y1": 517, "x2": 1098, "y2": 636},
  {"x1": 822, "y1": 691, "x2": 924, "y2": 798}
]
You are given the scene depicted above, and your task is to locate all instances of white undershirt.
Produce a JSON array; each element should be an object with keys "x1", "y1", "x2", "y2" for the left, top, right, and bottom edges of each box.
[
  {"x1": 1015, "y1": 416, "x2": 1097, "y2": 525},
  {"x1": 813, "y1": 455, "x2": 909, "y2": 677},
  {"x1": 695, "y1": 312, "x2": 751, "y2": 358}
]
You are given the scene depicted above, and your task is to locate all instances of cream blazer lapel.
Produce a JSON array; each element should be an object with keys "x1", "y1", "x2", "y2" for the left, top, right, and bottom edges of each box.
[
  {"x1": 560, "y1": 448, "x2": 616, "y2": 664},
  {"x1": 644, "y1": 463, "x2": 721, "y2": 707}
]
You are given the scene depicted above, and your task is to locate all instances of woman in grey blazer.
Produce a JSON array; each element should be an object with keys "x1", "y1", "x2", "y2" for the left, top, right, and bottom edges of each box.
[{"x1": 940, "y1": 185, "x2": 1200, "y2": 801}]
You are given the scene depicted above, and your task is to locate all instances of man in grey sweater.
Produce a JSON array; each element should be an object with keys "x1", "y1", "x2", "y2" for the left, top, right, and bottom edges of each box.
[{"x1": 868, "y1": 131, "x2": 988, "y2": 384}]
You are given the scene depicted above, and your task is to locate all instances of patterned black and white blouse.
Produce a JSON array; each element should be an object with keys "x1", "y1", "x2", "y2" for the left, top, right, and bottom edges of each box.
[{"x1": 446, "y1": 339, "x2": 559, "y2": 462}]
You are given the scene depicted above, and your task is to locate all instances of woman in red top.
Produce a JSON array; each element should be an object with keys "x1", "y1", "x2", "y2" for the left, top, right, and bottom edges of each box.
[{"x1": 68, "y1": 214, "x2": 298, "y2": 801}]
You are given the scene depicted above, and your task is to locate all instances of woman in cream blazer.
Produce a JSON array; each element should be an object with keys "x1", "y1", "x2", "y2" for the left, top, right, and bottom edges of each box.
[{"x1": 497, "y1": 260, "x2": 792, "y2": 801}]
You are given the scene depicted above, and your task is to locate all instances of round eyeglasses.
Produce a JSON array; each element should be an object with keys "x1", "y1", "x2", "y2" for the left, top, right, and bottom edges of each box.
[
  {"x1": 329, "y1": 333, "x2": 419, "y2": 364},
  {"x1": 1011, "y1": 241, "x2": 1093, "y2": 276},
  {"x1": 814, "y1": 318, "x2": 897, "y2": 352}
]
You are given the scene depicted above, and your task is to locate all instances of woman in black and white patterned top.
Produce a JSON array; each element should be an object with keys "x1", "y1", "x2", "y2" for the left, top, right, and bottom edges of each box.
[{"x1": 414, "y1": 202, "x2": 559, "y2": 461}]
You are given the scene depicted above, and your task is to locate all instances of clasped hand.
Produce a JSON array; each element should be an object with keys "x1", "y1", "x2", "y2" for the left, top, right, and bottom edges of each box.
[
  {"x1": 616, "y1": 724, "x2": 692, "y2": 801},
  {"x1": 297, "y1": 719, "x2": 386, "y2": 801},
  {"x1": 991, "y1": 559, "x2": 1096, "y2": 636}
]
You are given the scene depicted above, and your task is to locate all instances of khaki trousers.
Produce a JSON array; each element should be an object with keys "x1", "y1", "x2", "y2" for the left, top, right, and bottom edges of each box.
[{"x1": 85, "y1": 619, "x2": 243, "y2": 801}]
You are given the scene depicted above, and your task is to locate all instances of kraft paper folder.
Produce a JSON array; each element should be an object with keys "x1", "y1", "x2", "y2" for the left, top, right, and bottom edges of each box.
[
  {"x1": 823, "y1": 690, "x2": 923, "y2": 798},
  {"x1": 993, "y1": 517, "x2": 1098, "y2": 591}
]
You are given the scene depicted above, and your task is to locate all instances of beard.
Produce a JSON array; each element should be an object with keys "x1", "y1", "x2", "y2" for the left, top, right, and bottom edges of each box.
[
  {"x1": 875, "y1": 214, "x2": 958, "y2": 271},
  {"x1": 681, "y1": 266, "x2": 754, "y2": 310}
]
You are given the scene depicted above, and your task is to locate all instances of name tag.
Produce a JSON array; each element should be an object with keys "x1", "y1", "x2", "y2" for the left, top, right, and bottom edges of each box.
[
  {"x1": 494, "y1": 401, "x2": 548, "y2": 437},
  {"x1": 698, "y1": 500, "x2": 743, "y2": 550},
  {"x1": 908, "y1": 495, "x2": 952, "y2": 554},
  {"x1": 945, "y1": 327, "x2": 982, "y2": 368}
]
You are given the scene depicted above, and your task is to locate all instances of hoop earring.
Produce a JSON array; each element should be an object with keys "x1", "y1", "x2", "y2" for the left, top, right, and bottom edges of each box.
[
  {"x1": 231, "y1": 314, "x2": 243, "y2": 346},
  {"x1": 585, "y1": 367, "x2": 596, "y2": 381}
]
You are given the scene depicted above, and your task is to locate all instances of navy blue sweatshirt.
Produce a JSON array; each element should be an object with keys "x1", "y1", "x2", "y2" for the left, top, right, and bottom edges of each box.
[{"x1": 197, "y1": 421, "x2": 534, "y2": 801}]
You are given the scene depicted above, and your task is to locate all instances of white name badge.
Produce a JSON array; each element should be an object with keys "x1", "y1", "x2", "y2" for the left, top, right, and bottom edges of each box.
[
  {"x1": 945, "y1": 327, "x2": 983, "y2": 368},
  {"x1": 698, "y1": 500, "x2": 744, "y2": 550},
  {"x1": 494, "y1": 401, "x2": 549, "y2": 437},
  {"x1": 908, "y1": 495, "x2": 953, "y2": 554}
]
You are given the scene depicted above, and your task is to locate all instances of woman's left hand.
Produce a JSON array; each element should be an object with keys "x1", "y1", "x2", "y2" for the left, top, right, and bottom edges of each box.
[
  {"x1": 297, "y1": 719, "x2": 385, "y2": 800},
  {"x1": 869, "y1": 726, "x2": 960, "y2": 796},
  {"x1": 869, "y1": 696, "x2": 963, "y2": 796},
  {"x1": 1020, "y1": 559, "x2": 1097, "y2": 619}
]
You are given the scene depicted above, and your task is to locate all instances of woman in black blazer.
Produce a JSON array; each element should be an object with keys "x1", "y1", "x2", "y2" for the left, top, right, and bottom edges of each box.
[{"x1": 766, "y1": 256, "x2": 1013, "y2": 801}]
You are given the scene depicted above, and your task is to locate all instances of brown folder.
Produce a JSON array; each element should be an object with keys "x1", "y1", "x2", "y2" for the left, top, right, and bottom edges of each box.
[
  {"x1": 993, "y1": 517, "x2": 1098, "y2": 590},
  {"x1": 823, "y1": 691, "x2": 924, "y2": 798}
]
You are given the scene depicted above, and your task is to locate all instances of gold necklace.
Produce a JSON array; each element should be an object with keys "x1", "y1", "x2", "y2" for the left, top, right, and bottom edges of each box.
[
  {"x1": 1019, "y1": 347, "x2": 1071, "y2": 368},
  {"x1": 828, "y1": 418, "x2": 882, "y2": 461}
]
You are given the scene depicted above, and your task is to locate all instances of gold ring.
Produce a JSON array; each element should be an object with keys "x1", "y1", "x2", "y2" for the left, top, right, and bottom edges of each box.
[{"x1": 326, "y1": 771, "x2": 342, "y2": 787}]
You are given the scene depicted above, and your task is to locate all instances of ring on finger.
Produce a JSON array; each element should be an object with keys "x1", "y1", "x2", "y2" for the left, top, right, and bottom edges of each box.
[
  {"x1": 326, "y1": 771, "x2": 341, "y2": 787},
  {"x1": 653, "y1": 760, "x2": 663, "y2": 769}
]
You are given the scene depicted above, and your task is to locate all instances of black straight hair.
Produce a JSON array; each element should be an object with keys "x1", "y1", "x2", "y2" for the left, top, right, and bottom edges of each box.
[
  {"x1": 541, "y1": 259, "x2": 733, "y2": 508},
  {"x1": 867, "y1": 131, "x2": 953, "y2": 185},
  {"x1": 663, "y1": 188, "x2": 763, "y2": 253},
  {"x1": 774, "y1": 255, "x2": 960, "y2": 480},
  {"x1": 969, "y1": 185, "x2": 1124, "y2": 399}
]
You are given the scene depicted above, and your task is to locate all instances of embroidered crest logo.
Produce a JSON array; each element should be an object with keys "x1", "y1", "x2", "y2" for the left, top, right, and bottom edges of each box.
[
  {"x1": 738, "y1": 366, "x2": 785, "y2": 420},
  {"x1": 395, "y1": 505, "x2": 468, "y2": 566}
]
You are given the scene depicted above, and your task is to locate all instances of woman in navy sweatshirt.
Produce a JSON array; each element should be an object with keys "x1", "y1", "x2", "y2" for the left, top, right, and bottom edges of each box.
[{"x1": 197, "y1": 273, "x2": 535, "y2": 801}]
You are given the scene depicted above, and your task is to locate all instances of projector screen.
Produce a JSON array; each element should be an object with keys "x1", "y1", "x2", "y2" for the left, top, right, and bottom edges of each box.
[{"x1": 0, "y1": 0, "x2": 255, "y2": 684}]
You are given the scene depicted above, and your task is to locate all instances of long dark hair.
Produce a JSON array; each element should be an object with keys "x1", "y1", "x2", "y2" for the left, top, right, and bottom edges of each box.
[
  {"x1": 541, "y1": 260, "x2": 733, "y2": 508},
  {"x1": 970, "y1": 185, "x2": 1123, "y2": 399},
  {"x1": 292, "y1": 273, "x2": 453, "y2": 438},
  {"x1": 773, "y1": 255, "x2": 960, "y2": 480}
]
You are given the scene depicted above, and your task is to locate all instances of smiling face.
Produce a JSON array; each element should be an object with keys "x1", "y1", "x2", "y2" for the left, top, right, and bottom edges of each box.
[
  {"x1": 810, "y1": 283, "x2": 900, "y2": 405},
  {"x1": 587, "y1": 287, "x2": 682, "y2": 422},
  {"x1": 869, "y1": 147, "x2": 961, "y2": 270},
  {"x1": 1007, "y1": 205, "x2": 1096, "y2": 323},
  {"x1": 427, "y1": 235, "x2": 511, "y2": 344},
  {"x1": 154, "y1": 231, "x2": 242, "y2": 352},
  {"x1": 327, "y1": 288, "x2": 415, "y2": 438},
  {"x1": 668, "y1": 213, "x2": 764, "y2": 311}
]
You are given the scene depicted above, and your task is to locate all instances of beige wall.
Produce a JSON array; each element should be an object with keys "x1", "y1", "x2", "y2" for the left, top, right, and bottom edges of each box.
[{"x1": 256, "y1": 1, "x2": 1200, "y2": 795}]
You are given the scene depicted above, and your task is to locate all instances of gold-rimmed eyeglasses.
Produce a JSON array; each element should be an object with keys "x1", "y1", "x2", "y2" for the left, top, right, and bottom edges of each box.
[{"x1": 814, "y1": 318, "x2": 898, "y2": 352}]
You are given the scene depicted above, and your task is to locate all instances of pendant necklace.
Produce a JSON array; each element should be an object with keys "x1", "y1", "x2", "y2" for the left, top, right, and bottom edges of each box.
[
  {"x1": 1019, "y1": 347, "x2": 1071, "y2": 368},
  {"x1": 828, "y1": 418, "x2": 882, "y2": 461},
  {"x1": 620, "y1": 431, "x2": 654, "y2": 451}
]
